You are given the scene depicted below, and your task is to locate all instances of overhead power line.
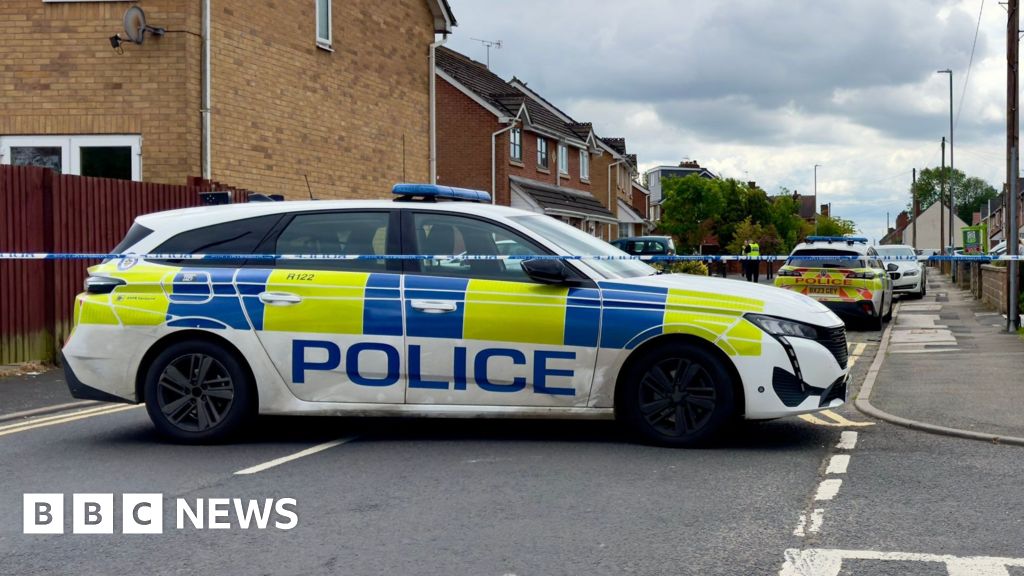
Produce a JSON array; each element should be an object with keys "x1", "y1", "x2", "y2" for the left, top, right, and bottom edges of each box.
[{"x1": 956, "y1": 0, "x2": 986, "y2": 130}]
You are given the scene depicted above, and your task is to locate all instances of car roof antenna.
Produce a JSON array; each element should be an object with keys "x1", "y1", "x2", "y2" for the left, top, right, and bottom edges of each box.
[{"x1": 304, "y1": 174, "x2": 316, "y2": 201}]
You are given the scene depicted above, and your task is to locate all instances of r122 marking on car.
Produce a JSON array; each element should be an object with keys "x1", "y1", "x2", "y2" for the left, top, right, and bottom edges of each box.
[
  {"x1": 291, "y1": 340, "x2": 576, "y2": 395},
  {"x1": 284, "y1": 273, "x2": 315, "y2": 281}
]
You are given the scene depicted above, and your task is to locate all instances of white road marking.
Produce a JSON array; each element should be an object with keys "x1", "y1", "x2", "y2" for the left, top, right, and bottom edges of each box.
[
  {"x1": 836, "y1": 431, "x2": 858, "y2": 450},
  {"x1": 0, "y1": 404, "x2": 141, "y2": 437},
  {"x1": 234, "y1": 437, "x2": 355, "y2": 475},
  {"x1": 792, "y1": 508, "x2": 825, "y2": 537},
  {"x1": 825, "y1": 454, "x2": 850, "y2": 474},
  {"x1": 813, "y1": 479, "x2": 842, "y2": 501},
  {"x1": 792, "y1": 513, "x2": 808, "y2": 537},
  {"x1": 779, "y1": 548, "x2": 1024, "y2": 576},
  {"x1": 807, "y1": 509, "x2": 824, "y2": 533}
]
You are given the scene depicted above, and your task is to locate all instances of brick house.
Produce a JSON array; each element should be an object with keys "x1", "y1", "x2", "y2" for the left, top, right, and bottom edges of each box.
[
  {"x1": 436, "y1": 46, "x2": 632, "y2": 239},
  {"x1": 0, "y1": 0, "x2": 455, "y2": 198}
]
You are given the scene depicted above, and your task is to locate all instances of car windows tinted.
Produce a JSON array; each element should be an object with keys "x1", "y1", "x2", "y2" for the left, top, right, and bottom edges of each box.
[
  {"x1": 787, "y1": 249, "x2": 866, "y2": 269},
  {"x1": 275, "y1": 211, "x2": 391, "y2": 272},
  {"x1": 153, "y1": 215, "x2": 281, "y2": 266}
]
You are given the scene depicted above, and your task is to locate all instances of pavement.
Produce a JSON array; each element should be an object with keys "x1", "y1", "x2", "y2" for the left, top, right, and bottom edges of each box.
[
  {"x1": 857, "y1": 271, "x2": 1024, "y2": 444},
  {"x1": 0, "y1": 368, "x2": 84, "y2": 420}
]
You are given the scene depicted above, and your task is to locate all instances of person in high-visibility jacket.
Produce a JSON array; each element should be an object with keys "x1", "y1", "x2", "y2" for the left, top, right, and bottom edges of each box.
[{"x1": 743, "y1": 239, "x2": 760, "y2": 282}]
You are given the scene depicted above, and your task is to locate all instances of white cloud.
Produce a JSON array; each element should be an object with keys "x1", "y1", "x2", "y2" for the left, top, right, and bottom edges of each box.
[{"x1": 445, "y1": 0, "x2": 1008, "y2": 243}]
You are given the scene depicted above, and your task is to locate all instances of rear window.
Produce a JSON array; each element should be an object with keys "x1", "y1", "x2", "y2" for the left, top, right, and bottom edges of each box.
[
  {"x1": 787, "y1": 249, "x2": 865, "y2": 269},
  {"x1": 111, "y1": 223, "x2": 153, "y2": 254},
  {"x1": 152, "y1": 215, "x2": 282, "y2": 266}
]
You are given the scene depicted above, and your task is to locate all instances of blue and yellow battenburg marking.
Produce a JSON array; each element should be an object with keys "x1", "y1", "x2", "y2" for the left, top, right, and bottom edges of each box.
[{"x1": 76, "y1": 262, "x2": 766, "y2": 356}]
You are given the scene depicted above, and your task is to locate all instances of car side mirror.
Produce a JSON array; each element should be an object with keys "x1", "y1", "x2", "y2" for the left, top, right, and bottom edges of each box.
[
  {"x1": 522, "y1": 258, "x2": 574, "y2": 284},
  {"x1": 886, "y1": 263, "x2": 898, "y2": 272}
]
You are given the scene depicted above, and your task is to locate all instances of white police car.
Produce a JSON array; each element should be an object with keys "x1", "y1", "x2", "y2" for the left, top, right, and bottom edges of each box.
[{"x1": 63, "y1": 184, "x2": 850, "y2": 446}]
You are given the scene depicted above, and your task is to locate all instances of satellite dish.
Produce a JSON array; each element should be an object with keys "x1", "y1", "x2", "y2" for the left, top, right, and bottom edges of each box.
[{"x1": 123, "y1": 6, "x2": 165, "y2": 45}]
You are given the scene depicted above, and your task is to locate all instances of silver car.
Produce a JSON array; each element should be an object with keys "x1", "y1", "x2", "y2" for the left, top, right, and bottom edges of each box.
[{"x1": 876, "y1": 244, "x2": 926, "y2": 299}]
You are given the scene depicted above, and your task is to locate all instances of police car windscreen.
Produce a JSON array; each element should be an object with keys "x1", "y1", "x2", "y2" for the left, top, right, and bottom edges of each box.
[{"x1": 787, "y1": 249, "x2": 865, "y2": 268}]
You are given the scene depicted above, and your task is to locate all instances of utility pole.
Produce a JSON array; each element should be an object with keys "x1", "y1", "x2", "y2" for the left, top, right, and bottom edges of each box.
[
  {"x1": 1008, "y1": 0, "x2": 1020, "y2": 330},
  {"x1": 813, "y1": 164, "x2": 821, "y2": 234},
  {"x1": 941, "y1": 137, "x2": 946, "y2": 260},
  {"x1": 912, "y1": 168, "x2": 918, "y2": 249}
]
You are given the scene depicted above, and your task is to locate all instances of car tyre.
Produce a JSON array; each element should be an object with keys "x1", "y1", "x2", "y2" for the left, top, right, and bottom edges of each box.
[
  {"x1": 144, "y1": 340, "x2": 255, "y2": 444},
  {"x1": 883, "y1": 293, "x2": 893, "y2": 321},
  {"x1": 617, "y1": 341, "x2": 736, "y2": 447}
]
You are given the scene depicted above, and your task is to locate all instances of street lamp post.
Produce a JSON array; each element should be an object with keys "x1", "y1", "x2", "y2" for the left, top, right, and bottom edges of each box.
[
  {"x1": 937, "y1": 69, "x2": 954, "y2": 252},
  {"x1": 814, "y1": 164, "x2": 821, "y2": 234}
]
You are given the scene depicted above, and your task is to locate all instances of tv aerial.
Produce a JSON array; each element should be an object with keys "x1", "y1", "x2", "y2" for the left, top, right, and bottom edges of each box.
[
  {"x1": 110, "y1": 6, "x2": 166, "y2": 51},
  {"x1": 470, "y1": 37, "x2": 502, "y2": 68}
]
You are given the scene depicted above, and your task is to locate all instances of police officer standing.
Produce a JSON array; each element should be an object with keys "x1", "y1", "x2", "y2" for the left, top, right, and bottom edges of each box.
[{"x1": 743, "y1": 239, "x2": 760, "y2": 282}]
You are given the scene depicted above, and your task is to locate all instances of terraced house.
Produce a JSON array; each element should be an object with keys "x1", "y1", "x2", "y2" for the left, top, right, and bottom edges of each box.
[
  {"x1": 435, "y1": 46, "x2": 638, "y2": 239},
  {"x1": 0, "y1": 0, "x2": 455, "y2": 198}
]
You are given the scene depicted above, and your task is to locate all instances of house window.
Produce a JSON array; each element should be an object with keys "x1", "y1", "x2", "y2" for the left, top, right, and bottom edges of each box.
[
  {"x1": 536, "y1": 138, "x2": 548, "y2": 169},
  {"x1": 558, "y1": 143, "x2": 568, "y2": 174},
  {"x1": 0, "y1": 135, "x2": 141, "y2": 181},
  {"x1": 316, "y1": 0, "x2": 332, "y2": 49},
  {"x1": 580, "y1": 149, "x2": 590, "y2": 180},
  {"x1": 510, "y1": 128, "x2": 522, "y2": 162}
]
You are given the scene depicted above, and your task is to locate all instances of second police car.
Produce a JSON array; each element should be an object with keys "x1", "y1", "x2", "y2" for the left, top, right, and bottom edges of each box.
[
  {"x1": 774, "y1": 236, "x2": 894, "y2": 329},
  {"x1": 62, "y1": 185, "x2": 850, "y2": 447}
]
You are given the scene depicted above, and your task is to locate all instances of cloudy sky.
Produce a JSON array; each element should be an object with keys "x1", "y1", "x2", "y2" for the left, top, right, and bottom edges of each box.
[{"x1": 445, "y1": 0, "x2": 1008, "y2": 244}]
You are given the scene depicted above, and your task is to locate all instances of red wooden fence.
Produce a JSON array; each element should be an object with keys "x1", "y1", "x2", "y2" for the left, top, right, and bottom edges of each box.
[{"x1": 1, "y1": 165, "x2": 251, "y2": 364}]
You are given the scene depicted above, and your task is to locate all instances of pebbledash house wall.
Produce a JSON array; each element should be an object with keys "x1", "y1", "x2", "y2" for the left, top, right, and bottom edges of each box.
[
  {"x1": 0, "y1": 0, "x2": 201, "y2": 184},
  {"x1": 1, "y1": 0, "x2": 436, "y2": 198}
]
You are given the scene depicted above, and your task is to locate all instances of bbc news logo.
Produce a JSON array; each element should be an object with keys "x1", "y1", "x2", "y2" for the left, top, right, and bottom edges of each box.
[{"x1": 23, "y1": 494, "x2": 298, "y2": 534}]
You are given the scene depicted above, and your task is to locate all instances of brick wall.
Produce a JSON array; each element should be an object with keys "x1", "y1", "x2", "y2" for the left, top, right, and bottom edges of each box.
[
  {"x1": 436, "y1": 77, "x2": 499, "y2": 197},
  {"x1": 0, "y1": 0, "x2": 200, "y2": 184},
  {"x1": 211, "y1": 0, "x2": 434, "y2": 199},
  {"x1": 2, "y1": 0, "x2": 436, "y2": 197},
  {"x1": 980, "y1": 264, "x2": 1007, "y2": 314}
]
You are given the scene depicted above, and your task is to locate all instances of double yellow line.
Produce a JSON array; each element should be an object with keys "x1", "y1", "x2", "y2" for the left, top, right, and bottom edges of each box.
[{"x1": 0, "y1": 404, "x2": 140, "y2": 438}]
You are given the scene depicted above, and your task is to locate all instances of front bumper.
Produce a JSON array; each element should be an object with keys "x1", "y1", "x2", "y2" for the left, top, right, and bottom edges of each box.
[{"x1": 893, "y1": 275, "x2": 922, "y2": 294}]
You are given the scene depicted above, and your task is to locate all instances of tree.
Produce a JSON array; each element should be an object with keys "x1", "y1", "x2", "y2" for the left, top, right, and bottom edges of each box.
[
  {"x1": 659, "y1": 175, "x2": 723, "y2": 252},
  {"x1": 725, "y1": 217, "x2": 765, "y2": 256},
  {"x1": 910, "y1": 167, "x2": 998, "y2": 223},
  {"x1": 814, "y1": 215, "x2": 857, "y2": 237}
]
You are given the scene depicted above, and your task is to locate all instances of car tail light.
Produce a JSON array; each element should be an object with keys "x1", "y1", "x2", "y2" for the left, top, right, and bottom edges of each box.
[
  {"x1": 84, "y1": 275, "x2": 126, "y2": 294},
  {"x1": 847, "y1": 271, "x2": 879, "y2": 280}
]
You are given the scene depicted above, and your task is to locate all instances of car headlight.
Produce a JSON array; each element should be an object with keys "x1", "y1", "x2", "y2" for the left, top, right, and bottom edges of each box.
[
  {"x1": 903, "y1": 269, "x2": 919, "y2": 277},
  {"x1": 745, "y1": 314, "x2": 818, "y2": 339}
]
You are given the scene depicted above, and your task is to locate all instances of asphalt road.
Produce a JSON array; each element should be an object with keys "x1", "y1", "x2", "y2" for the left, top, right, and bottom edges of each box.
[{"x1": 1, "y1": 298, "x2": 1021, "y2": 575}]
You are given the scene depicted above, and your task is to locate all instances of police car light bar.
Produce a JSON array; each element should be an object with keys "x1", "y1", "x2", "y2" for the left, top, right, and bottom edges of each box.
[
  {"x1": 806, "y1": 236, "x2": 868, "y2": 244},
  {"x1": 392, "y1": 183, "x2": 491, "y2": 203}
]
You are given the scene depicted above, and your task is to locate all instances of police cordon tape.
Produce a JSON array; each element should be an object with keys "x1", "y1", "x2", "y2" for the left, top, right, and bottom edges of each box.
[{"x1": 0, "y1": 252, "x2": 1018, "y2": 262}]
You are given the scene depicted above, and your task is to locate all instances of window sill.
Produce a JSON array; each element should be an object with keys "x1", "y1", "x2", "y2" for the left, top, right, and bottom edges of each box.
[
  {"x1": 580, "y1": 178, "x2": 590, "y2": 184},
  {"x1": 537, "y1": 166, "x2": 550, "y2": 174},
  {"x1": 316, "y1": 41, "x2": 334, "y2": 52},
  {"x1": 559, "y1": 171, "x2": 569, "y2": 177},
  {"x1": 509, "y1": 159, "x2": 525, "y2": 168}
]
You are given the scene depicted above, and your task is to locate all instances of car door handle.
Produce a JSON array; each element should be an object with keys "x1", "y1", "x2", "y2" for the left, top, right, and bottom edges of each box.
[
  {"x1": 259, "y1": 292, "x2": 302, "y2": 305},
  {"x1": 410, "y1": 299, "x2": 458, "y2": 313}
]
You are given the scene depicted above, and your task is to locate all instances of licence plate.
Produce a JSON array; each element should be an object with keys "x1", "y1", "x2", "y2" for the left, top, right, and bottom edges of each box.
[{"x1": 809, "y1": 286, "x2": 839, "y2": 295}]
